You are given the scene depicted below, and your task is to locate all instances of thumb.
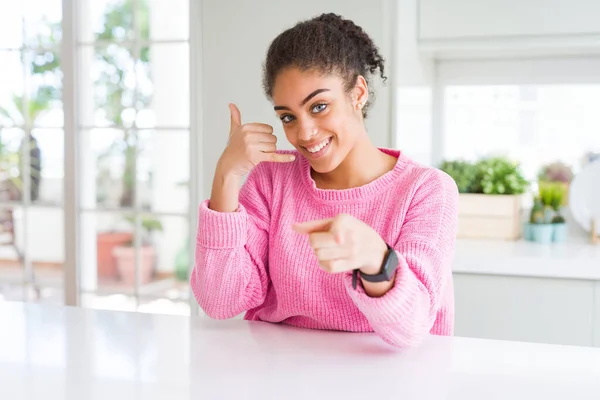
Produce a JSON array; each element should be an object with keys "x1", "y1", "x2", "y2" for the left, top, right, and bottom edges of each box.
[
  {"x1": 292, "y1": 218, "x2": 333, "y2": 234},
  {"x1": 229, "y1": 103, "x2": 241, "y2": 128}
]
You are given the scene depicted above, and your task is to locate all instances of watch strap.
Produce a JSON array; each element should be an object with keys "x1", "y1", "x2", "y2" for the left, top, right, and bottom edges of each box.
[{"x1": 352, "y1": 244, "x2": 397, "y2": 289}]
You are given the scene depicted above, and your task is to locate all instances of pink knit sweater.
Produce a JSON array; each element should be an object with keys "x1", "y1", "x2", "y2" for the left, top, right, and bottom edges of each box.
[{"x1": 191, "y1": 148, "x2": 459, "y2": 348}]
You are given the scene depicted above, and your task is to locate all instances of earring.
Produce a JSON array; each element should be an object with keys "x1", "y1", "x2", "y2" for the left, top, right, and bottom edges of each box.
[{"x1": 358, "y1": 101, "x2": 366, "y2": 109}]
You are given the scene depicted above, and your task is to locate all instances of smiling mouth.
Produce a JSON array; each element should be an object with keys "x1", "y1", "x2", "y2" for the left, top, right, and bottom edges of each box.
[{"x1": 304, "y1": 137, "x2": 332, "y2": 153}]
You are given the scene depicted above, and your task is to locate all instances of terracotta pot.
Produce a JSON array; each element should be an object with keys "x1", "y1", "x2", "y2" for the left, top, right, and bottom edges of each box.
[
  {"x1": 112, "y1": 245, "x2": 156, "y2": 286},
  {"x1": 97, "y1": 232, "x2": 134, "y2": 279}
]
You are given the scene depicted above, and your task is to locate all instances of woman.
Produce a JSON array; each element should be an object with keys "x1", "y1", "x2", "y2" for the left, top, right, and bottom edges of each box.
[{"x1": 191, "y1": 13, "x2": 459, "y2": 348}]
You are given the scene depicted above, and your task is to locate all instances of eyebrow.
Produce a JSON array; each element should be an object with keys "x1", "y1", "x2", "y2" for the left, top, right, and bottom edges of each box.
[{"x1": 273, "y1": 88, "x2": 330, "y2": 111}]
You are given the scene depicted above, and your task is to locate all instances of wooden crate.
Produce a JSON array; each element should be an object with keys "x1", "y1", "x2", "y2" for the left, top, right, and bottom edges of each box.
[{"x1": 457, "y1": 194, "x2": 522, "y2": 240}]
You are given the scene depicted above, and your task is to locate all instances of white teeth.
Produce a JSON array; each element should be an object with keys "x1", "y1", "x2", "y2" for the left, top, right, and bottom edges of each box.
[{"x1": 307, "y1": 138, "x2": 330, "y2": 153}]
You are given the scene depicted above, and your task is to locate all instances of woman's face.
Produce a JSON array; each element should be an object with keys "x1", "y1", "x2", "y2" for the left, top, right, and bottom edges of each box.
[{"x1": 271, "y1": 67, "x2": 367, "y2": 174}]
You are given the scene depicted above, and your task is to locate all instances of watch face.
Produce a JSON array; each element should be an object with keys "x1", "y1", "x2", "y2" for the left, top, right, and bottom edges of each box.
[
  {"x1": 359, "y1": 246, "x2": 398, "y2": 283},
  {"x1": 383, "y1": 247, "x2": 399, "y2": 280}
]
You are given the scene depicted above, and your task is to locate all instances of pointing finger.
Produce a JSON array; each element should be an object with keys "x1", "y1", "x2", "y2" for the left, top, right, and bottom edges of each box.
[{"x1": 292, "y1": 218, "x2": 333, "y2": 234}]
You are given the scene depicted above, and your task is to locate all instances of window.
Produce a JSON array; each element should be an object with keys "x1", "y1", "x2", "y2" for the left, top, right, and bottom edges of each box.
[
  {"x1": 432, "y1": 58, "x2": 600, "y2": 181},
  {"x1": 0, "y1": 0, "x2": 197, "y2": 316},
  {"x1": 443, "y1": 84, "x2": 600, "y2": 181}
]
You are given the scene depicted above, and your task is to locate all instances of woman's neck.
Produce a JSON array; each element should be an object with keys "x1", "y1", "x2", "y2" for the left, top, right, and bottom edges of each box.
[{"x1": 311, "y1": 134, "x2": 397, "y2": 190}]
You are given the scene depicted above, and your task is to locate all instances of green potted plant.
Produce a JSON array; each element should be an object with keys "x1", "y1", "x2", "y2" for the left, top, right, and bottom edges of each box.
[
  {"x1": 472, "y1": 157, "x2": 529, "y2": 195},
  {"x1": 112, "y1": 215, "x2": 163, "y2": 286},
  {"x1": 526, "y1": 195, "x2": 554, "y2": 244},
  {"x1": 438, "y1": 160, "x2": 477, "y2": 193},
  {"x1": 547, "y1": 182, "x2": 568, "y2": 243},
  {"x1": 538, "y1": 161, "x2": 573, "y2": 206},
  {"x1": 525, "y1": 182, "x2": 568, "y2": 244},
  {"x1": 440, "y1": 156, "x2": 529, "y2": 240}
]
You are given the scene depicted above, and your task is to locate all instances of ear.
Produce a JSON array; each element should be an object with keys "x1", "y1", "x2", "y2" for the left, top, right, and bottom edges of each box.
[{"x1": 352, "y1": 75, "x2": 369, "y2": 111}]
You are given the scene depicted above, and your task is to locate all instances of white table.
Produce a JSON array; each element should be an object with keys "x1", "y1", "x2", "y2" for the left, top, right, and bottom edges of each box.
[{"x1": 1, "y1": 301, "x2": 600, "y2": 400}]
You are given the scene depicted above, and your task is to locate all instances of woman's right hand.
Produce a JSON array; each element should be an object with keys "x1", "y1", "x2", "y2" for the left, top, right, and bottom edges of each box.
[
  {"x1": 217, "y1": 103, "x2": 295, "y2": 178},
  {"x1": 209, "y1": 104, "x2": 295, "y2": 212}
]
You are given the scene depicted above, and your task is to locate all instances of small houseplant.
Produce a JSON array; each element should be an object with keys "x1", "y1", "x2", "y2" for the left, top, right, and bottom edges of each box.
[
  {"x1": 439, "y1": 156, "x2": 529, "y2": 240},
  {"x1": 538, "y1": 161, "x2": 573, "y2": 206},
  {"x1": 438, "y1": 160, "x2": 478, "y2": 193},
  {"x1": 547, "y1": 181, "x2": 568, "y2": 243},
  {"x1": 472, "y1": 157, "x2": 529, "y2": 195},
  {"x1": 538, "y1": 161, "x2": 574, "y2": 185},
  {"x1": 526, "y1": 195, "x2": 553, "y2": 243},
  {"x1": 525, "y1": 182, "x2": 568, "y2": 244},
  {"x1": 112, "y1": 215, "x2": 163, "y2": 285}
]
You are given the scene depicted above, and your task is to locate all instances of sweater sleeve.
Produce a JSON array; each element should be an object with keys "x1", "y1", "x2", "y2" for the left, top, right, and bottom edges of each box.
[
  {"x1": 190, "y1": 165, "x2": 273, "y2": 319},
  {"x1": 343, "y1": 169, "x2": 459, "y2": 348}
]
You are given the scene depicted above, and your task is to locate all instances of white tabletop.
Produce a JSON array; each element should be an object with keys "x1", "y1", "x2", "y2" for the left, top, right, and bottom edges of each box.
[{"x1": 1, "y1": 301, "x2": 600, "y2": 400}]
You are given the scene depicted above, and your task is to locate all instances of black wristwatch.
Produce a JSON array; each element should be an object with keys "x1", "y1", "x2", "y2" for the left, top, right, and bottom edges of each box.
[{"x1": 352, "y1": 244, "x2": 399, "y2": 289}]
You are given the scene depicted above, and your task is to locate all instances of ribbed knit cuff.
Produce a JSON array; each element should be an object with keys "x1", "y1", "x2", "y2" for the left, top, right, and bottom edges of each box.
[
  {"x1": 197, "y1": 200, "x2": 248, "y2": 249},
  {"x1": 345, "y1": 243, "x2": 434, "y2": 325}
]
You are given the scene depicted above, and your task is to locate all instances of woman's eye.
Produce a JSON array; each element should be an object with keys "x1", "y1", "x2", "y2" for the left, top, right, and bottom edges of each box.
[
  {"x1": 312, "y1": 103, "x2": 327, "y2": 113},
  {"x1": 280, "y1": 114, "x2": 295, "y2": 124}
]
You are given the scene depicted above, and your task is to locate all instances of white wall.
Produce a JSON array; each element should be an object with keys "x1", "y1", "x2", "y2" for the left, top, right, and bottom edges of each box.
[
  {"x1": 392, "y1": 0, "x2": 435, "y2": 165},
  {"x1": 199, "y1": 0, "x2": 395, "y2": 198},
  {"x1": 438, "y1": 57, "x2": 600, "y2": 85},
  {"x1": 417, "y1": 0, "x2": 600, "y2": 59},
  {"x1": 418, "y1": 0, "x2": 600, "y2": 40}
]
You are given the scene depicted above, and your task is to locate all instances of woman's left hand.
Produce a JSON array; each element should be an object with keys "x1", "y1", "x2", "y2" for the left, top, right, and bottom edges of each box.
[{"x1": 292, "y1": 214, "x2": 388, "y2": 275}]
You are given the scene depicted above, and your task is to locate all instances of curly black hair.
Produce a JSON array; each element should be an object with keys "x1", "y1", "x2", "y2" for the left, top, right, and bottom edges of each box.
[{"x1": 262, "y1": 13, "x2": 387, "y2": 119}]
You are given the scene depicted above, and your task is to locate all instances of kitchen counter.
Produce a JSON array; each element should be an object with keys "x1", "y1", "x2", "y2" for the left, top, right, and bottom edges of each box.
[
  {"x1": 1, "y1": 301, "x2": 600, "y2": 399},
  {"x1": 453, "y1": 238, "x2": 600, "y2": 280}
]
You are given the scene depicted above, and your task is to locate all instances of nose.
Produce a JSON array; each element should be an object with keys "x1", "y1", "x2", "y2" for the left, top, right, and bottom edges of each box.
[{"x1": 298, "y1": 120, "x2": 318, "y2": 142}]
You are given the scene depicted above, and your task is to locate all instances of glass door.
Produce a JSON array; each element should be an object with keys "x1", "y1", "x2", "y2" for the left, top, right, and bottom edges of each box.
[{"x1": 76, "y1": 0, "x2": 192, "y2": 314}]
